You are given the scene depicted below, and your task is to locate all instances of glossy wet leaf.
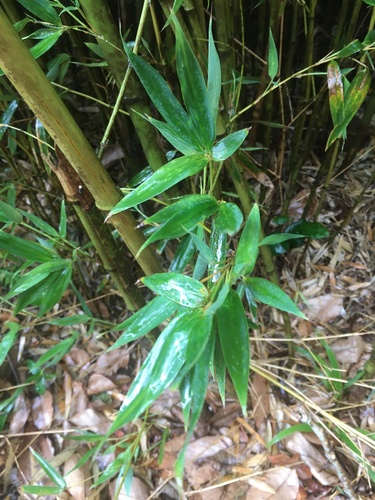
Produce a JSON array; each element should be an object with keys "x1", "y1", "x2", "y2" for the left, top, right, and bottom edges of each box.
[
  {"x1": 268, "y1": 28, "x2": 278, "y2": 80},
  {"x1": 245, "y1": 277, "x2": 307, "y2": 319},
  {"x1": 146, "y1": 115, "x2": 200, "y2": 155},
  {"x1": 214, "y1": 202, "x2": 243, "y2": 236},
  {"x1": 124, "y1": 44, "x2": 202, "y2": 151},
  {"x1": 213, "y1": 328, "x2": 226, "y2": 403},
  {"x1": 169, "y1": 235, "x2": 195, "y2": 272},
  {"x1": 215, "y1": 289, "x2": 249, "y2": 413},
  {"x1": 108, "y1": 309, "x2": 206, "y2": 432},
  {"x1": 109, "y1": 296, "x2": 178, "y2": 349},
  {"x1": 30, "y1": 31, "x2": 63, "y2": 60},
  {"x1": 142, "y1": 272, "x2": 209, "y2": 308},
  {"x1": 174, "y1": 15, "x2": 215, "y2": 149},
  {"x1": 0, "y1": 99, "x2": 18, "y2": 140},
  {"x1": 108, "y1": 154, "x2": 207, "y2": 216},
  {"x1": 0, "y1": 232, "x2": 56, "y2": 262},
  {"x1": 233, "y1": 203, "x2": 261, "y2": 279},
  {"x1": 212, "y1": 129, "x2": 249, "y2": 161}
]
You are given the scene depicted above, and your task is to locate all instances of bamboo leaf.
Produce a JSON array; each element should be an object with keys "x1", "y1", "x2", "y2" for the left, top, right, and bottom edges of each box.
[
  {"x1": 169, "y1": 235, "x2": 195, "y2": 272},
  {"x1": 207, "y1": 18, "x2": 222, "y2": 126},
  {"x1": 215, "y1": 289, "x2": 249, "y2": 414},
  {"x1": 108, "y1": 154, "x2": 207, "y2": 216},
  {"x1": 109, "y1": 296, "x2": 178, "y2": 349},
  {"x1": 232, "y1": 204, "x2": 260, "y2": 279},
  {"x1": 327, "y1": 61, "x2": 344, "y2": 128},
  {"x1": 0, "y1": 200, "x2": 22, "y2": 224},
  {"x1": 145, "y1": 115, "x2": 200, "y2": 155},
  {"x1": 326, "y1": 68, "x2": 370, "y2": 149},
  {"x1": 29, "y1": 31, "x2": 63, "y2": 60},
  {"x1": 211, "y1": 129, "x2": 248, "y2": 161},
  {"x1": 174, "y1": 15, "x2": 215, "y2": 149},
  {"x1": 19, "y1": 209, "x2": 59, "y2": 237},
  {"x1": 108, "y1": 310, "x2": 206, "y2": 432},
  {"x1": 259, "y1": 233, "x2": 304, "y2": 246},
  {"x1": 268, "y1": 28, "x2": 278, "y2": 80},
  {"x1": 15, "y1": 0, "x2": 61, "y2": 25},
  {"x1": 0, "y1": 232, "x2": 56, "y2": 262},
  {"x1": 267, "y1": 424, "x2": 313, "y2": 447},
  {"x1": 214, "y1": 202, "x2": 243, "y2": 236},
  {"x1": 142, "y1": 272, "x2": 209, "y2": 308},
  {"x1": 245, "y1": 277, "x2": 307, "y2": 319},
  {"x1": 0, "y1": 324, "x2": 18, "y2": 366},
  {"x1": 30, "y1": 448, "x2": 66, "y2": 489},
  {"x1": 124, "y1": 44, "x2": 202, "y2": 150},
  {"x1": 0, "y1": 99, "x2": 18, "y2": 140}
]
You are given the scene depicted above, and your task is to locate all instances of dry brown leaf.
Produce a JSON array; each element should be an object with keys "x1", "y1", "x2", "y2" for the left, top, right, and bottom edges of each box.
[
  {"x1": 87, "y1": 373, "x2": 116, "y2": 395},
  {"x1": 64, "y1": 452, "x2": 91, "y2": 500},
  {"x1": 246, "y1": 468, "x2": 299, "y2": 500},
  {"x1": 9, "y1": 394, "x2": 30, "y2": 434},
  {"x1": 31, "y1": 391, "x2": 53, "y2": 430},
  {"x1": 250, "y1": 373, "x2": 270, "y2": 428},
  {"x1": 69, "y1": 407, "x2": 111, "y2": 434},
  {"x1": 330, "y1": 336, "x2": 365, "y2": 365},
  {"x1": 109, "y1": 477, "x2": 149, "y2": 499},
  {"x1": 64, "y1": 347, "x2": 91, "y2": 374},
  {"x1": 93, "y1": 349, "x2": 129, "y2": 376},
  {"x1": 304, "y1": 294, "x2": 345, "y2": 322},
  {"x1": 285, "y1": 432, "x2": 337, "y2": 485},
  {"x1": 185, "y1": 436, "x2": 233, "y2": 463},
  {"x1": 288, "y1": 189, "x2": 317, "y2": 221}
]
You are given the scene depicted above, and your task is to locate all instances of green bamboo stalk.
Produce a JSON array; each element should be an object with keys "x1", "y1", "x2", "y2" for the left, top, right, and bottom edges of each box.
[
  {"x1": 78, "y1": 0, "x2": 166, "y2": 172},
  {"x1": 0, "y1": 9, "x2": 162, "y2": 277}
]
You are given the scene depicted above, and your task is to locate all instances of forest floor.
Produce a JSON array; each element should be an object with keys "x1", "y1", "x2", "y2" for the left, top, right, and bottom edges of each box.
[{"x1": 1, "y1": 140, "x2": 374, "y2": 500}]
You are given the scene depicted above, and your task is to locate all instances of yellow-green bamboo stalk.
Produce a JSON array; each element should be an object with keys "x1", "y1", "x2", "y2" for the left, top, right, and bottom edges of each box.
[{"x1": 0, "y1": 9, "x2": 162, "y2": 277}]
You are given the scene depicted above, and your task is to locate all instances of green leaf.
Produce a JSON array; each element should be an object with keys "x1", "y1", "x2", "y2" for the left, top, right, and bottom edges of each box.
[
  {"x1": 0, "y1": 99, "x2": 18, "y2": 141},
  {"x1": 109, "y1": 296, "x2": 178, "y2": 349},
  {"x1": 6, "y1": 259, "x2": 69, "y2": 298},
  {"x1": 169, "y1": 235, "x2": 195, "y2": 272},
  {"x1": 144, "y1": 195, "x2": 218, "y2": 225},
  {"x1": 267, "y1": 424, "x2": 313, "y2": 447},
  {"x1": 0, "y1": 323, "x2": 19, "y2": 366},
  {"x1": 29, "y1": 332, "x2": 78, "y2": 373},
  {"x1": 215, "y1": 289, "x2": 249, "y2": 414},
  {"x1": 19, "y1": 210, "x2": 59, "y2": 237},
  {"x1": 333, "y1": 39, "x2": 364, "y2": 58},
  {"x1": 22, "y1": 486, "x2": 63, "y2": 495},
  {"x1": 0, "y1": 232, "x2": 56, "y2": 262},
  {"x1": 59, "y1": 200, "x2": 67, "y2": 238},
  {"x1": 212, "y1": 129, "x2": 249, "y2": 161},
  {"x1": 326, "y1": 68, "x2": 370, "y2": 148},
  {"x1": 259, "y1": 233, "x2": 305, "y2": 246},
  {"x1": 124, "y1": 44, "x2": 202, "y2": 151},
  {"x1": 174, "y1": 15, "x2": 215, "y2": 149},
  {"x1": 207, "y1": 18, "x2": 222, "y2": 127},
  {"x1": 30, "y1": 448, "x2": 66, "y2": 489},
  {"x1": 268, "y1": 28, "x2": 278, "y2": 80},
  {"x1": 213, "y1": 328, "x2": 226, "y2": 403},
  {"x1": 16, "y1": 0, "x2": 61, "y2": 25},
  {"x1": 141, "y1": 197, "x2": 218, "y2": 253},
  {"x1": 30, "y1": 31, "x2": 63, "y2": 60},
  {"x1": 232, "y1": 203, "x2": 260, "y2": 279},
  {"x1": 286, "y1": 220, "x2": 329, "y2": 239},
  {"x1": 0, "y1": 200, "x2": 22, "y2": 224},
  {"x1": 142, "y1": 272, "x2": 209, "y2": 308},
  {"x1": 145, "y1": 115, "x2": 200, "y2": 155},
  {"x1": 108, "y1": 154, "x2": 207, "y2": 216},
  {"x1": 108, "y1": 310, "x2": 206, "y2": 432},
  {"x1": 245, "y1": 278, "x2": 307, "y2": 319},
  {"x1": 327, "y1": 61, "x2": 344, "y2": 128},
  {"x1": 214, "y1": 202, "x2": 243, "y2": 236}
]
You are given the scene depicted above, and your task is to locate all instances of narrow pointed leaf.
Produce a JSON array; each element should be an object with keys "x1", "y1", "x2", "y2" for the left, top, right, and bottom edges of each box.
[
  {"x1": 212, "y1": 129, "x2": 249, "y2": 161},
  {"x1": 259, "y1": 233, "x2": 304, "y2": 246},
  {"x1": 142, "y1": 272, "x2": 209, "y2": 308},
  {"x1": 169, "y1": 235, "x2": 195, "y2": 272},
  {"x1": 146, "y1": 115, "x2": 200, "y2": 155},
  {"x1": 109, "y1": 296, "x2": 178, "y2": 349},
  {"x1": 108, "y1": 154, "x2": 207, "y2": 216},
  {"x1": 233, "y1": 204, "x2": 261, "y2": 279},
  {"x1": 0, "y1": 200, "x2": 22, "y2": 224},
  {"x1": 145, "y1": 195, "x2": 218, "y2": 225},
  {"x1": 207, "y1": 18, "x2": 222, "y2": 125},
  {"x1": 268, "y1": 28, "x2": 278, "y2": 80},
  {"x1": 30, "y1": 448, "x2": 66, "y2": 489},
  {"x1": 245, "y1": 277, "x2": 307, "y2": 319},
  {"x1": 215, "y1": 289, "x2": 249, "y2": 414},
  {"x1": 327, "y1": 61, "x2": 344, "y2": 127},
  {"x1": 16, "y1": 0, "x2": 61, "y2": 25},
  {"x1": 124, "y1": 44, "x2": 201, "y2": 150},
  {"x1": 174, "y1": 16, "x2": 215, "y2": 148},
  {"x1": 0, "y1": 232, "x2": 55, "y2": 262},
  {"x1": 0, "y1": 326, "x2": 18, "y2": 366},
  {"x1": 108, "y1": 310, "x2": 205, "y2": 432},
  {"x1": 0, "y1": 99, "x2": 18, "y2": 140}
]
